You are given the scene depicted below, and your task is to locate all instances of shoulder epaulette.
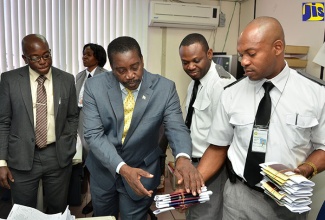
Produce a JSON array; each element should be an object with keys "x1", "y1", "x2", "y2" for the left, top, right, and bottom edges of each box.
[
  {"x1": 215, "y1": 64, "x2": 231, "y2": 79},
  {"x1": 297, "y1": 70, "x2": 325, "y2": 86},
  {"x1": 224, "y1": 76, "x2": 246, "y2": 89}
]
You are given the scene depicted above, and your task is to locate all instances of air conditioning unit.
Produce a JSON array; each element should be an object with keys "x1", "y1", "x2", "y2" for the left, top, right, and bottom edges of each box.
[{"x1": 149, "y1": 1, "x2": 220, "y2": 30}]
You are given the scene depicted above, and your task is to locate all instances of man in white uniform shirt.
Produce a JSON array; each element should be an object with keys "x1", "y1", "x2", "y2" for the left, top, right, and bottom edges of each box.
[
  {"x1": 197, "y1": 16, "x2": 325, "y2": 220},
  {"x1": 179, "y1": 33, "x2": 236, "y2": 220}
]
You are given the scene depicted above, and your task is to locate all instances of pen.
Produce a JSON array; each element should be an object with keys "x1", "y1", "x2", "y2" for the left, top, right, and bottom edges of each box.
[
  {"x1": 295, "y1": 113, "x2": 298, "y2": 125},
  {"x1": 153, "y1": 207, "x2": 175, "y2": 215},
  {"x1": 59, "y1": 97, "x2": 61, "y2": 105},
  {"x1": 154, "y1": 186, "x2": 208, "y2": 201},
  {"x1": 157, "y1": 198, "x2": 210, "y2": 208},
  {"x1": 156, "y1": 195, "x2": 210, "y2": 205},
  {"x1": 155, "y1": 191, "x2": 212, "y2": 201}
]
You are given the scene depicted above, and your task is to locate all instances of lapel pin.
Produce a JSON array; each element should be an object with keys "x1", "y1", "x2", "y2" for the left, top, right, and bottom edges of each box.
[{"x1": 142, "y1": 95, "x2": 146, "y2": 100}]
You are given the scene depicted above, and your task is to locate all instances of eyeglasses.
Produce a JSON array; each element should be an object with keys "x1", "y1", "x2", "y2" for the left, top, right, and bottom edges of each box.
[{"x1": 25, "y1": 50, "x2": 52, "y2": 62}]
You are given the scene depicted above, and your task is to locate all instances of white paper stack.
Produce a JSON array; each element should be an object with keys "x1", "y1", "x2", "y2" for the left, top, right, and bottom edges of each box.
[
  {"x1": 153, "y1": 186, "x2": 212, "y2": 215},
  {"x1": 7, "y1": 204, "x2": 75, "y2": 220},
  {"x1": 259, "y1": 162, "x2": 315, "y2": 214}
]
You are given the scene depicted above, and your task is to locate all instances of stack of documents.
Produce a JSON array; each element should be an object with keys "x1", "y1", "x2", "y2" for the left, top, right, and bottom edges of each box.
[
  {"x1": 6, "y1": 204, "x2": 75, "y2": 220},
  {"x1": 259, "y1": 162, "x2": 315, "y2": 214},
  {"x1": 153, "y1": 186, "x2": 212, "y2": 215}
]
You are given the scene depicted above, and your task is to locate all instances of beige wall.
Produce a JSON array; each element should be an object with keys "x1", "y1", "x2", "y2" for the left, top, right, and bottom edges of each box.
[
  {"x1": 255, "y1": 0, "x2": 325, "y2": 78},
  {"x1": 147, "y1": 0, "x2": 241, "y2": 109}
]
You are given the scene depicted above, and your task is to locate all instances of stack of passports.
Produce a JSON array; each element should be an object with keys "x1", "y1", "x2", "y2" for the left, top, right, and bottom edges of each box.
[
  {"x1": 153, "y1": 186, "x2": 212, "y2": 215},
  {"x1": 259, "y1": 162, "x2": 315, "y2": 214}
]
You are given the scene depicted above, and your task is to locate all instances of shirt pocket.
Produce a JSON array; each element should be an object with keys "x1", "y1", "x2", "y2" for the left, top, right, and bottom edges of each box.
[
  {"x1": 285, "y1": 114, "x2": 318, "y2": 147},
  {"x1": 229, "y1": 113, "x2": 254, "y2": 146},
  {"x1": 193, "y1": 99, "x2": 210, "y2": 111}
]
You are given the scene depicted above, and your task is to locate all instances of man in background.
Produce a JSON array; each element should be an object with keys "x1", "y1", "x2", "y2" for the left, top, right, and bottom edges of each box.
[
  {"x1": 179, "y1": 33, "x2": 236, "y2": 219},
  {"x1": 197, "y1": 16, "x2": 325, "y2": 220},
  {"x1": 82, "y1": 36, "x2": 204, "y2": 219},
  {"x1": 0, "y1": 34, "x2": 78, "y2": 214}
]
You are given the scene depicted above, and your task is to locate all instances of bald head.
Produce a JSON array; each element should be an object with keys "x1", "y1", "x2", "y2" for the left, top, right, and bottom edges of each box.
[
  {"x1": 241, "y1": 16, "x2": 285, "y2": 46},
  {"x1": 22, "y1": 34, "x2": 49, "y2": 55},
  {"x1": 21, "y1": 34, "x2": 52, "y2": 75},
  {"x1": 237, "y1": 16, "x2": 286, "y2": 80}
]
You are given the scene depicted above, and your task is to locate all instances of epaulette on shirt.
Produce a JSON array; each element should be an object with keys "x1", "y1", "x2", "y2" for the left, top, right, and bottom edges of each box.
[
  {"x1": 297, "y1": 70, "x2": 325, "y2": 86},
  {"x1": 224, "y1": 76, "x2": 246, "y2": 89},
  {"x1": 215, "y1": 64, "x2": 232, "y2": 79}
]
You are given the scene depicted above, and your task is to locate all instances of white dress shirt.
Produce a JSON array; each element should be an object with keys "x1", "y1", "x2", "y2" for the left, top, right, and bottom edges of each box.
[
  {"x1": 207, "y1": 63, "x2": 325, "y2": 180},
  {"x1": 185, "y1": 61, "x2": 236, "y2": 158}
]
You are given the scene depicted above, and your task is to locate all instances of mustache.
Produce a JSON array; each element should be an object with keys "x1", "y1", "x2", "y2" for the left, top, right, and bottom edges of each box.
[{"x1": 123, "y1": 79, "x2": 141, "y2": 85}]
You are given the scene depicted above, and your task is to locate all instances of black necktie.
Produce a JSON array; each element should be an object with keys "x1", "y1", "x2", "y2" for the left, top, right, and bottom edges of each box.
[
  {"x1": 185, "y1": 80, "x2": 200, "y2": 129},
  {"x1": 244, "y1": 81, "x2": 274, "y2": 187},
  {"x1": 87, "y1": 73, "x2": 92, "y2": 78}
]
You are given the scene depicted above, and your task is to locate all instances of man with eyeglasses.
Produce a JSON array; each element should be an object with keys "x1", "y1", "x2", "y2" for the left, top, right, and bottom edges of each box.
[{"x1": 0, "y1": 34, "x2": 79, "y2": 214}]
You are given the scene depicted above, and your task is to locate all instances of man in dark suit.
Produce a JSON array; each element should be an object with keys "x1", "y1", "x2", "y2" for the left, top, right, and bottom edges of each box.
[
  {"x1": 83, "y1": 36, "x2": 204, "y2": 219},
  {"x1": 0, "y1": 34, "x2": 79, "y2": 214}
]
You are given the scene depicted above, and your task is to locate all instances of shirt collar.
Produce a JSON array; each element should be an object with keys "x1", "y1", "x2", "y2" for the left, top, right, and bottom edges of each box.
[
  {"x1": 119, "y1": 81, "x2": 142, "y2": 94},
  {"x1": 252, "y1": 62, "x2": 289, "y2": 94},
  {"x1": 87, "y1": 67, "x2": 97, "y2": 77},
  {"x1": 199, "y1": 61, "x2": 215, "y2": 87},
  {"x1": 29, "y1": 66, "x2": 52, "y2": 82}
]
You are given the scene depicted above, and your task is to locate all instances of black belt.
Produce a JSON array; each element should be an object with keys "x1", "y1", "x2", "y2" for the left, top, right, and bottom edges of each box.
[
  {"x1": 35, "y1": 142, "x2": 55, "y2": 150},
  {"x1": 235, "y1": 175, "x2": 264, "y2": 193},
  {"x1": 191, "y1": 158, "x2": 201, "y2": 163}
]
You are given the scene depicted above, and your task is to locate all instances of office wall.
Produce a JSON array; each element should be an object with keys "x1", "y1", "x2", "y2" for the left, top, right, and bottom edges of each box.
[
  {"x1": 147, "y1": 0, "x2": 242, "y2": 109},
  {"x1": 255, "y1": 0, "x2": 325, "y2": 78}
]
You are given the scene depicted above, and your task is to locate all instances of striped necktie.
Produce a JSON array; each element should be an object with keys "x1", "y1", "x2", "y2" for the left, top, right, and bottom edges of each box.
[{"x1": 35, "y1": 75, "x2": 48, "y2": 148}]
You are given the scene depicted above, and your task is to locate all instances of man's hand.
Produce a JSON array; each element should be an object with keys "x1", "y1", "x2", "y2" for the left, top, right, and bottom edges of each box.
[
  {"x1": 119, "y1": 164, "x2": 154, "y2": 197},
  {"x1": 0, "y1": 167, "x2": 14, "y2": 189},
  {"x1": 174, "y1": 157, "x2": 204, "y2": 196}
]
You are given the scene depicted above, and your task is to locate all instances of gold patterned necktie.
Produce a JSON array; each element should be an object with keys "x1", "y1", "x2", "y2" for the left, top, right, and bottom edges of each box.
[
  {"x1": 122, "y1": 88, "x2": 135, "y2": 143},
  {"x1": 35, "y1": 75, "x2": 47, "y2": 148}
]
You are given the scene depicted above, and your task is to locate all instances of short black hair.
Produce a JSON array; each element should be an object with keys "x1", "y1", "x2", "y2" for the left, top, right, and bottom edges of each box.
[
  {"x1": 83, "y1": 43, "x2": 107, "y2": 67},
  {"x1": 107, "y1": 36, "x2": 142, "y2": 66},
  {"x1": 179, "y1": 33, "x2": 209, "y2": 53}
]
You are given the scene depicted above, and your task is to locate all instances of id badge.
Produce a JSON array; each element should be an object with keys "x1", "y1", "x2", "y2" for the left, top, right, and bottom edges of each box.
[{"x1": 252, "y1": 127, "x2": 268, "y2": 153}]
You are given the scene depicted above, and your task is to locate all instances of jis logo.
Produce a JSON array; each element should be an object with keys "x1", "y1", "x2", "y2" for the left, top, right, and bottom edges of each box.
[{"x1": 302, "y1": 2, "x2": 325, "y2": 21}]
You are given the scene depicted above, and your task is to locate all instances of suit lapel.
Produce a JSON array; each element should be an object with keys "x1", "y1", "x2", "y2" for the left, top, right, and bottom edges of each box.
[
  {"x1": 124, "y1": 71, "x2": 153, "y2": 145},
  {"x1": 52, "y1": 68, "x2": 61, "y2": 118},
  {"x1": 19, "y1": 67, "x2": 34, "y2": 126},
  {"x1": 75, "y1": 70, "x2": 87, "y2": 94},
  {"x1": 94, "y1": 67, "x2": 106, "y2": 75},
  {"x1": 106, "y1": 74, "x2": 124, "y2": 143}
]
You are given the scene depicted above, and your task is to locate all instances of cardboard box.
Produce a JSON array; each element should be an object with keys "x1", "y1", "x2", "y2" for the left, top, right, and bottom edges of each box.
[
  {"x1": 285, "y1": 45, "x2": 309, "y2": 55},
  {"x1": 285, "y1": 58, "x2": 308, "y2": 68}
]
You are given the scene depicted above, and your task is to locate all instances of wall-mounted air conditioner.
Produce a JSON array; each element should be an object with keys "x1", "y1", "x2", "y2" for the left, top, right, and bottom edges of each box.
[{"x1": 149, "y1": 1, "x2": 220, "y2": 30}]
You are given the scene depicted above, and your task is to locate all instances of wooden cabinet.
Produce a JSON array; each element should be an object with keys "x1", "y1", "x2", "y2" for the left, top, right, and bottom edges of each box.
[{"x1": 284, "y1": 45, "x2": 309, "y2": 69}]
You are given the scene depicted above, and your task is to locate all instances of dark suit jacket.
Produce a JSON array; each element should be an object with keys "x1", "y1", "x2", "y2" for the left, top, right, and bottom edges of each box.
[
  {"x1": 75, "y1": 67, "x2": 108, "y2": 161},
  {"x1": 83, "y1": 69, "x2": 192, "y2": 200},
  {"x1": 0, "y1": 66, "x2": 79, "y2": 170}
]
